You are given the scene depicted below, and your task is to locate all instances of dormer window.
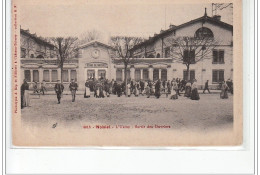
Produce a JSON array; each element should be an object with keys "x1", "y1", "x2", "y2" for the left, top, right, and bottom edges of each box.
[{"x1": 195, "y1": 27, "x2": 214, "y2": 38}]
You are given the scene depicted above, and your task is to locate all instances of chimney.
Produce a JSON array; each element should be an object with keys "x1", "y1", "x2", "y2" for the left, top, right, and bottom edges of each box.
[
  {"x1": 169, "y1": 24, "x2": 176, "y2": 28},
  {"x1": 213, "y1": 15, "x2": 221, "y2": 21}
]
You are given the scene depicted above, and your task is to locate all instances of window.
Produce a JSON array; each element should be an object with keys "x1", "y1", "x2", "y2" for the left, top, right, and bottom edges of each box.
[
  {"x1": 195, "y1": 27, "x2": 214, "y2": 38},
  {"x1": 98, "y1": 70, "x2": 106, "y2": 79},
  {"x1": 135, "y1": 69, "x2": 141, "y2": 81},
  {"x1": 183, "y1": 70, "x2": 195, "y2": 81},
  {"x1": 126, "y1": 69, "x2": 130, "y2": 80},
  {"x1": 24, "y1": 70, "x2": 31, "y2": 82},
  {"x1": 161, "y1": 69, "x2": 167, "y2": 81},
  {"x1": 62, "y1": 70, "x2": 69, "y2": 82},
  {"x1": 183, "y1": 50, "x2": 195, "y2": 63},
  {"x1": 147, "y1": 54, "x2": 155, "y2": 58},
  {"x1": 164, "y1": 47, "x2": 170, "y2": 58},
  {"x1": 213, "y1": 50, "x2": 225, "y2": 63},
  {"x1": 43, "y1": 70, "x2": 50, "y2": 82},
  {"x1": 36, "y1": 55, "x2": 44, "y2": 58},
  {"x1": 30, "y1": 54, "x2": 35, "y2": 58},
  {"x1": 153, "y1": 69, "x2": 159, "y2": 81},
  {"x1": 116, "y1": 69, "x2": 122, "y2": 81},
  {"x1": 143, "y1": 69, "x2": 149, "y2": 81},
  {"x1": 156, "y1": 53, "x2": 160, "y2": 58},
  {"x1": 212, "y1": 70, "x2": 224, "y2": 83},
  {"x1": 33, "y1": 70, "x2": 39, "y2": 82},
  {"x1": 51, "y1": 70, "x2": 58, "y2": 82},
  {"x1": 87, "y1": 70, "x2": 95, "y2": 79},
  {"x1": 21, "y1": 48, "x2": 26, "y2": 58},
  {"x1": 71, "y1": 70, "x2": 77, "y2": 81}
]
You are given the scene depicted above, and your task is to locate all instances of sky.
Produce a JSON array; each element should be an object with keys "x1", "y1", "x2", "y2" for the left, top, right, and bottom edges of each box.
[{"x1": 19, "y1": 0, "x2": 233, "y2": 42}]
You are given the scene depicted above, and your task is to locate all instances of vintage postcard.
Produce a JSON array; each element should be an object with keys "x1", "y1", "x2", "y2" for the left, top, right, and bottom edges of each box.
[{"x1": 12, "y1": 0, "x2": 243, "y2": 146}]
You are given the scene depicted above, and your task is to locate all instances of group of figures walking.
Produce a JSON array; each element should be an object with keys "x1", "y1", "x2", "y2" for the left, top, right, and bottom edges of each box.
[
  {"x1": 83, "y1": 78, "x2": 200, "y2": 100},
  {"x1": 20, "y1": 77, "x2": 234, "y2": 107},
  {"x1": 220, "y1": 79, "x2": 233, "y2": 99}
]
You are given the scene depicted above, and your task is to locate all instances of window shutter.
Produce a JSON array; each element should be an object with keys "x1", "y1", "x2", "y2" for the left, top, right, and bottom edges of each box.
[
  {"x1": 219, "y1": 50, "x2": 224, "y2": 63},
  {"x1": 62, "y1": 70, "x2": 69, "y2": 82},
  {"x1": 33, "y1": 70, "x2": 39, "y2": 82},
  {"x1": 183, "y1": 50, "x2": 189, "y2": 63},
  {"x1": 190, "y1": 70, "x2": 195, "y2": 80},
  {"x1": 219, "y1": 70, "x2": 224, "y2": 82},
  {"x1": 116, "y1": 69, "x2": 122, "y2": 81},
  {"x1": 51, "y1": 70, "x2": 58, "y2": 82},
  {"x1": 212, "y1": 70, "x2": 218, "y2": 83},
  {"x1": 213, "y1": 50, "x2": 218, "y2": 63},
  {"x1": 183, "y1": 70, "x2": 188, "y2": 80},
  {"x1": 24, "y1": 70, "x2": 31, "y2": 82},
  {"x1": 71, "y1": 70, "x2": 77, "y2": 82},
  {"x1": 43, "y1": 70, "x2": 50, "y2": 82},
  {"x1": 190, "y1": 50, "x2": 195, "y2": 63}
]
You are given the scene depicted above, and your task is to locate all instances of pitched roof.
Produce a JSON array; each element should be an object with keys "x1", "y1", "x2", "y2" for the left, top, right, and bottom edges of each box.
[
  {"x1": 131, "y1": 14, "x2": 233, "y2": 50},
  {"x1": 78, "y1": 40, "x2": 116, "y2": 50},
  {"x1": 20, "y1": 29, "x2": 54, "y2": 48},
  {"x1": 113, "y1": 58, "x2": 172, "y2": 64}
]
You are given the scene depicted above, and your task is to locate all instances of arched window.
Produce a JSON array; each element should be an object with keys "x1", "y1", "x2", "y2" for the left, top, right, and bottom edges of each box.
[
  {"x1": 147, "y1": 54, "x2": 155, "y2": 58},
  {"x1": 156, "y1": 53, "x2": 160, "y2": 58},
  {"x1": 36, "y1": 55, "x2": 44, "y2": 58},
  {"x1": 195, "y1": 27, "x2": 214, "y2": 38}
]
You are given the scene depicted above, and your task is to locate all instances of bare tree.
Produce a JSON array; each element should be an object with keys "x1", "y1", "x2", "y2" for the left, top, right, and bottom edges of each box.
[
  {"x1": 21, "y1": 36, "x2": 35, "y2": 58},
  {"x1": 50, "y1": 37, "x2": 78, "y2": 83},
  {"x1": 79, "y1": 29, "x2": 102, "y2": 45},
  {"x1": 110, "y1": 36, "x2": 143, "y2": 95},
  {"x1": 166, "y1": 36, "x2": 218, "y2": 81}
]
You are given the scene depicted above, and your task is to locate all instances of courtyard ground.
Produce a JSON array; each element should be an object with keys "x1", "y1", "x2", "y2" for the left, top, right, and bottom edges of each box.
[{"x1": 21, "y1": 92, "x2": 233, "y2": 132}]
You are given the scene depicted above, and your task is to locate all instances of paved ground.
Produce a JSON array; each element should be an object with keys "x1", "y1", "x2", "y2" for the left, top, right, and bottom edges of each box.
[{"x1": 21, "y1": 92, "x2": 233, "y2": 132}]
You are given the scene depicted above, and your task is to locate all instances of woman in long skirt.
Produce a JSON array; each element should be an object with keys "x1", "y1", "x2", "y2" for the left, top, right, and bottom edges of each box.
[
  {"x1": 190, "y1": 80, "x2": 200, "y2": 100},
  {"x1": 95, "y1": 84, "x2": 100, "y2": 98},
  {"x1": 21, "y1": 80, "x2": 30, "y2": 108},
  {"x1": 145, "y1": 84, "x2": 151, "y2": 98},
  {"x1": 84, "y1": 80, "x2": 91, "y2": 98},
  {"x1": 135, "y1": 82, "x2": 139, "y2": 97},
  {"x1": 99, "y1": 85, "x2": 105, "y2": 98},
  {"x1": 23, "y1": 90, "x2": 30, "y2": 106},
  {"x1": 184, "y1": 81, "x2": 192, "y2": 97},
  {"x1": 127, "y1": 82, "x2": 131, "y2": 97},
  {"x1": 170, "y1": 80, "x2": 178, "y2": 100},
  {"x1": 220, "y1": 81, "x2": 229, "y2": 99}
]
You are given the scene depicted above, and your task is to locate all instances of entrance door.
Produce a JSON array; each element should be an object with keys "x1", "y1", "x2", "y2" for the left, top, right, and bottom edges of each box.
[
  {"x1": 87, "y1": 70, "x2": 95, "y2": 80},
  {"x1": 153, "y1": 69, "x2": 159, "y2": 81},
  {"x1": 98, "y1": 70, "x2": 106, "y2": 80}
]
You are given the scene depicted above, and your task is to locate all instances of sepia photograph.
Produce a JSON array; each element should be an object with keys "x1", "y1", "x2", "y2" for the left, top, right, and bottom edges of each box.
[{"x1": 11, "y1": 0, "x2": 243, "y2": 146}]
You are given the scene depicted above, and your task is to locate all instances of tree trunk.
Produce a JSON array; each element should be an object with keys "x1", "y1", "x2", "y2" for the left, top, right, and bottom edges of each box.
[
  {"x1": 187, "y1": 64, "x2": 190, "y2": 81},
  {"x1": 124, "y1": 64, "x2": 127, "y2": 96},
  {"x1": 60, "y1": 64, "x2": 63, "y2": 84}
]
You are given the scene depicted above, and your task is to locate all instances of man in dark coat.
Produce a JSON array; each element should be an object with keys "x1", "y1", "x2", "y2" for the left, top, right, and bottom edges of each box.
[
  {"x1": 54, "y1": 80, "x2": 64, "y2": 104},
  {"x1": 166, "y1": 80, "x2": 171, "y2": 97},
  {"x1": 130, "y1": 80, "x2": 134, "y2": 94},
  {"x1": 203, "y1": 80, "x2": 211, "y2": 94},
  {"x1": 117, "y1": 82, "x2": 122, "y2": 97},
  {"x1": 180, "y1": 79, "x2": 186, "y2": 92},
  {"x1": 162, "y1": 80, "x2": 166, "y2": 92},
  {"x1": 121, "y1": 81, "x2": 125, "y2": 95},
  {"x1": 21, "y1": 79, "x2": 29, "y2": 109},
  {"x1": 155, "y1": 79, "x2": 161, "y2": 99},
  {"x1": 140, "y1": 80, "x2": 145, "y2": 95},
  {"x1": 69, "y1": 79, "x2": 78, "y2": 102}
]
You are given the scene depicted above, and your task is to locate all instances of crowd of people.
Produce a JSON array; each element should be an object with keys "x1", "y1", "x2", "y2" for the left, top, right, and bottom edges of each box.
[
  {"x1": 20, "y1": 77, "x2": 233, "y2": 107},
  {"x1": 82, "y1": 78, "x2": 201, "y2": 101}
]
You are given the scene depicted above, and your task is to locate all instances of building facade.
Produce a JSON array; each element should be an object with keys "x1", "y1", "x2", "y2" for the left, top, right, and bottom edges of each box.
[
  {"x1": 20, "y1": 11, "x2": 233, "y2": 91},
  {"x1": 129, "y1": 12, "x2": 233, "y2": 89}
]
